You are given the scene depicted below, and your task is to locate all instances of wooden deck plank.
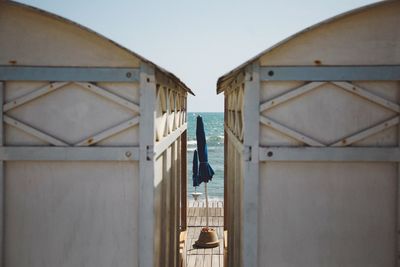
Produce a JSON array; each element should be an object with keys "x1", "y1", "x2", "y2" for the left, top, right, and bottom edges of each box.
[
  {"x1": 188, "y1": 255, "x2": 196, "y2": 266},
  {"x1": 212, "y1": 255, "x2": 220, "y2": 267},
  {"x1": 187, "y1": 201, "x2": 224, "y2": 267},
  {"x1": 204, "y1": 253, "x2": 212, "y2": 267},
  {"x1": 195, "y1": 255, "x2": 204, "y2": 267}
]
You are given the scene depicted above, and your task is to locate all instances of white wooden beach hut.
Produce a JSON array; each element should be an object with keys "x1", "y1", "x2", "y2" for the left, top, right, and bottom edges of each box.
[
  {"x1": 0, "y1": 2, "x2": 193, "y2": 267},
  {"x1": 217, "y1": 1, "x2": 400, "y2": 266}
]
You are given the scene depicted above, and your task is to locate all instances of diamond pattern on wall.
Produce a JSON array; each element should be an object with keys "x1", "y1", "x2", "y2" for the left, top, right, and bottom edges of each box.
[{"x1": 260, "y1": 81, "x2": 399, "y2": 147}]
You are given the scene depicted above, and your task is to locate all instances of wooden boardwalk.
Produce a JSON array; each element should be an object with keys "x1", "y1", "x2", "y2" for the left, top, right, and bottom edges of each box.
[{"x1": 186, "y1": 201, "x2": 224, "y2": 267}]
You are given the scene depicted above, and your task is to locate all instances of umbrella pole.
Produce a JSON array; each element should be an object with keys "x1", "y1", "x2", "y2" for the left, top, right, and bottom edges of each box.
[{"x1": 205, "y1": 182, "x2": 209, "y2": 229}]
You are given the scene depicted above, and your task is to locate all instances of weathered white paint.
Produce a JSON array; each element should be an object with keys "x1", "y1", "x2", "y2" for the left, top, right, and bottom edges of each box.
[
  {"x1": 261, "y1": 82, "x2": 397, "y2": 146},
  {"x1": 219, "y1": 2, "x2": 400, "y2": 266},
  {"x1": 3, "y1": 82, "x2": 68, "y2": 111},
  {"x1": 138, "y1": 63, "x2": 156, "y2": 267},
  {"x1": 241, "y1": 63, "x2": 260, "y2": 267},
  {"x1": 5, "y1": 161, "x2": 140, "y2": 267},
  {"x1": 0, "y1": 2, "x2": 191, "y2": 267},
  {"x1": 259, "y1": 162, "x2": 396, "y2": 267},
  {"x1": 0, "y1": 146, "x2": 140, "y2": 161},
  {"x1": 75, "y1": 82, "x2": 140, "y2": 113},
  {"x1": 0, "y1": 2, "x2": 140, "y2": 67},
  {"x1": 259, "y1": 2, "x2": 400, "y2": 66},
  {"x1": 260, "y1": 147, "x2": 400, "y2": 162}
]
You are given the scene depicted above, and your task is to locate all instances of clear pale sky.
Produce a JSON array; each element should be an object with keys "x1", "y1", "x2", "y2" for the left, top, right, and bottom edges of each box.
[{"x1": 16, "y1": 0, "x2": 380, "y2": 112}]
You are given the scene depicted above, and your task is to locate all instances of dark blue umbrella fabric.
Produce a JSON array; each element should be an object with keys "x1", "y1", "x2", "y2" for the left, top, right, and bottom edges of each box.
[
  {"x1": 196, "y1": 115, "x2": 215, "y2": 184},
  {"x1": 192, "y1": 149, "x2": 200, "y2": 187}
]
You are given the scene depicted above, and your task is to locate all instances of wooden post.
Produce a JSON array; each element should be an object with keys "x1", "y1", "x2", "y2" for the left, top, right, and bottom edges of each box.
[
  {"x1": 139, "y1": 63, "x2": 156, "y2": 267},
  {"x1": 0, "y1": 82, "x2": 4, "y2": 267},
  {"x1": 242, "y1": 62, "x2": 260, "y2": 267},
  {"x1": 181, "y1": 130, "x2": 187, "y2": 231},
  {"x1": 397, "y1": 87, "x2": 400, "y2": 266},
  {"x1": 224, "y1": 95, "x2": 228, "y2": 231}
]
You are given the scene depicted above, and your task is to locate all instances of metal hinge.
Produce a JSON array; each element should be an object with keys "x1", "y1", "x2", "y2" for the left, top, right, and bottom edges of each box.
[{"x1": 146, "y1": 145, "x2": 154, "y2": 161}]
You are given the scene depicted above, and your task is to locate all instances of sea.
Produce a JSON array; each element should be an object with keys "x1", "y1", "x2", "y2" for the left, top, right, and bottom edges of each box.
[{"x1": 187, "y1": 112, "x2": 224, "y2": 201}]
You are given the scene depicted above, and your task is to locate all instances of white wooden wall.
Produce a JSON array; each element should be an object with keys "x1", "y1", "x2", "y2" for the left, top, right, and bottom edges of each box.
[
  {"x1": 0, "y1": 2, "x2": 189, "y2": 267},
  {"x1": 222, "y1": 2, "x2": 400, "y2": 267},
  {"x1": 225, "y1": 69, "x2": 400, "y2": 267},
  {"x1": 2, "y1": 79, "x2": 141, "y2": 267},
  {"x1": 258, "y1": 78, "x2": 399, "y2": 267},
  {"x1": 256, "y1": 3, "x2": 400, "y2": 266},
  {"x1": 224, "y1": 74, "x2": 245, "y2": 267},
  {"x1": 153, "y1": 72, "x2": 188, "y2": 267}
]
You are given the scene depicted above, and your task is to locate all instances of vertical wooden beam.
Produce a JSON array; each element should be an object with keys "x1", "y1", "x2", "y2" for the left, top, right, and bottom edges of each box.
[
  {"x1": 224, "y1": 95, "x2": 228, "y2": 231},
  {"x1": 163, "y1": 149, "x2": 171, "y2": 267},
  {"x1": 173, "y1": 140, "x2": 180, "y2": 267},
  {"x1": 397, "y1": 82, "x2": 400, "y2": 266},
  {"x1": 180, "y1": 130, "x2": 187, "y2": 231},
  {"x1": 242, "y1": 62, "x2": 260, "y2": 267},
  {"x1": 139, "y1": 63, "x2": 156, "y2": 267},
  {"x1": 0, "y1": 82, "x2": 4, "y2": 267}
]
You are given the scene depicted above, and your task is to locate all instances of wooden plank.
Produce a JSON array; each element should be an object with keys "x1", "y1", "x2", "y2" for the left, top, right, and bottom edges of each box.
[
  {"x1": 397, "y1": 88, "x2": 400, "y2": 267},
  {"x1": 331, "y1": 116, "x2": 399, "y2": 147},
  {"x1": 187, "y1": 255, "x2": 196, "y2": 266},
  {"x1": 333, "y1": 82, "x2": 400, "y2": 113},
  {"x1": 154, "y1": 123, "x2": 187, "y2": 159},
  {"x1": 205, "y1": 245, "x2": 212, "y2": 255},
  {"x1": 224, "y1": 102, "x2": 228, "y2": 232},
  {"x1": 3, "y1": 82, "x2": 68, "y2": 111},
  {"x1": 0, "y1": 82, "x2": 4, "y2": 267},
  {"x1": 4, "y1": 115, "x2": 68, "y2": 146},
  {"x1": 242, "y1": 62, "x2": 260, "y2": 267},
  {"x1": 212, "y1": 255, "x2": 220, "y2": 267},
  {"x1": 0, "y1": 66, "x2": 140, "y2": 82},
  {"x1": 0, "y1": 146, "x2": 139, "y2": 161},
  {"x1": 188, "y1": 216, "x2": 195, "y2": 226},
  {"x1": 260, "y1": 65, "x2": 400, "y2": 81},
  {"x1": 186, "y1": 202, "x2": 224, "y2": 267},
  {"x1": 260, "y1": 147, "x2": 400, "y2": 162},
  {"x1": 188, "y1": 207, "x2": 194, "y2": 217},
  {"x1": 212, "y1": 240, "x2": 220, "y2": 255},
  {"x1": 138, "y1": 62, "x2": 156, "y2": 267},
  {"x1": 210, "y1": 207, "x2": 216, "y2": 217},
  {"x1": 260, "y1": 115, "x2": 325, "y2": 147},
  {"x1": 194, "y1": 204, "x2": 200, "y2": 216},
  {"x1": 74, "y1": 116, "x2": 140, "y2": 146},
  {"x1": 195, "y1": 254, "x2": 204, "y2": 267},
  {"x1": 187, "y1": 239, "x2": 194, "y2": 255},
  {"x1": 225, "y1": 124, "x2": 244, "y2": 153},
  {"x1": 204, "y1": 254, "x2": 212, "y2": 267},
  {"x1": 260, "y1": 82, "x2": 325, "y2": 112},
  {"x1": 75, "y1": 82, "x2": 140, "y2": 112},
  {"x1": 181, "y1": 131, "x2": 188, "y2": 231}
]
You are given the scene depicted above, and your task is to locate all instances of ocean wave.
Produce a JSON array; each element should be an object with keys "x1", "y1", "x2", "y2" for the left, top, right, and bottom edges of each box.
[
  {"x1": 188, "y1": 137, "x2": 224, "y2": 147},
  {"x1": 208, "y1": 135, "x2": 224, "y2": 142},
  {"x1": 187, "y1": 140, "x2": 197, "y2": 146}
]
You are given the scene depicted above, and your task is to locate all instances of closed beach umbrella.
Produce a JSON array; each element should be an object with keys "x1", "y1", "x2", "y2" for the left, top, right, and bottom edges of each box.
[
  {"x1": 194, "y1": 115, "x2": 219, "y2": 248},
  {"x1": 196, "y1": 116, "x2": 215, "y2": 183},
  {"x1": 196, "y1": 115, "x2": 214, "y2": 229},
  {"x1": 192, "y1": 149, "x2": 200, "y2": 187}
]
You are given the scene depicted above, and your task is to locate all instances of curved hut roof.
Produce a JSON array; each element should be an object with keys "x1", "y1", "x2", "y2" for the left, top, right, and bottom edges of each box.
[
  {"x1": 0, "y1": 1, "x2": 194, "y2": 95},
  {"x1": 217, "y1": 1, "x2": 400, "y2": 93}
]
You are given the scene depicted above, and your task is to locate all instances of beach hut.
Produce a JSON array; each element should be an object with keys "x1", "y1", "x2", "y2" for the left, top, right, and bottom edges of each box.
[
  {"x1": 0, "y1": 2, "x2": 193, "y2": 267},
  {"x1": 217, "y1": 1, "x2": 400, "y2": 266}
]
